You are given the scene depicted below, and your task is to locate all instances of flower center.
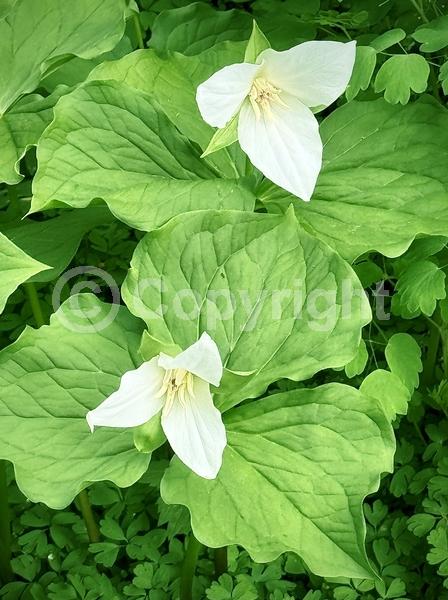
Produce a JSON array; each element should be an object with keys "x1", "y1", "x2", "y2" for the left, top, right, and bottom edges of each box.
[
  {"x1": 157, "y1": 368, "x2": 195, "y2": 414},
  {"x1": 249, "y1": 77, "x2": 287, "y2": 120}
]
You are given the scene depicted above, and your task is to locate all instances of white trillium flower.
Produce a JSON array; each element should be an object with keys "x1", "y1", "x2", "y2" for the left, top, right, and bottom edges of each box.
[
  {"x1": 86, "y1": 332, "x2": 226, "y2": 479},
  {"x1": 196, "y1": 40, "x2": 356, "y2": 201}
]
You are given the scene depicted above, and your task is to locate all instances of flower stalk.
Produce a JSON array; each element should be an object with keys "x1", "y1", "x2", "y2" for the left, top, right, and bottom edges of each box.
[
  {"x1": 180, "y1": 534, "x2": 202, "y2": 600},
  {"x1": 77, "y1": 489, "x2": 101, "y2": 543},
  {"x1": 214, "y1": 546, "x2": 228, "y2": 579}
]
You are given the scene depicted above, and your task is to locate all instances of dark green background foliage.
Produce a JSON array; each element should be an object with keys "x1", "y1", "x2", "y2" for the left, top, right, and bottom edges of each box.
[{"x1": 1, "y1": 0, "x2": 448, "y2": 598}]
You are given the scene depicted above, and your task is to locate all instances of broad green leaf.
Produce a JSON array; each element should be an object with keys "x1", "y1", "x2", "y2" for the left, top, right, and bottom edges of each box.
[
  {"x1": 370, "y1": 28, "x2": 406, "y2": 52},
  {"x1": 41, "y1": 36, "x2": 133, "y2": 94},
  {"x1": 88, "y1": 45, "x2": 247, "y2": 178},
  {"x1": 395, "y1": 260, "x2": 446, "y2": 316},
  {"x1": 345, "y1": 46, "x2": 377, "y2": 102},
  {"x1": 89, "y1": 45, "x2": 246, "y2": 169},
  {"x1": 122, "y1": 209, "x2": 371, "y2": 408},
  {"x1": 0, "y1": 232, "x2": 49, "y2": 313},
  {"x1": 360, "y1": 370, "x2": 410, "y2": 421},
  {"x1": 162, "y1": 384, "x2": 394, "y2": 578},
  {"x1": 0, "y1": 87, "x2": 69, "y2": 185},
  {"x1": 261, "y1": 97, "x2": 448, "y2": 261},
  {"x1": 244, "y1": 20, "x2": 271, "y2": 63},
  {"x1": 149, "y1": 2, "x2": 252, "y2": 55},
  {"x1": 0, "y1": 294, "x2": 148, "y2": 509},
  {"x1": 413, "y1": 16, "x2": 448, "y2": 52},
  {"x1": 0, "y1": 0, "x2": 126, "y2": 114},
  {"x1": 0, "y1": 0, "x2": 15, "y2": 19},
  {"x1": 31, "y1": 80, "x2": 255, "y2": 230},
  {"x1": 374, "y1": 54, "x2": 429, "y2": 104},
  {"x1": 385, "y1": 333, "x2": 422, "y2": 392},
  {"x1": 5, "y1": 208, "x2": 114, "y2": 283}
]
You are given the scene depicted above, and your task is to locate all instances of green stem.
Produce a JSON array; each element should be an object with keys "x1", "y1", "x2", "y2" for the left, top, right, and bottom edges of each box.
[
  {"x1": 214, "y1": 547, "x2": 227, "y2": 579},
  {"x1": 410, "y1": 0, "x2": 429, "y2": 22},
  {"x1": 133, "y1": 14, "x2": 145, "y2": 50},
  {"x1": 24, "y1": 283, "x2": 45, "y2": 328},
  {"x1": 422, "y1": 320, "x2": 440, "y2": 387},
  {"x1": 180, "y1": 534, "x2": 202, "y2": 600},
  {"x1": 77, "y1": 490, "x2": 100, "y2": 543},
  {"x1": 0, "y1": 462, "x2": 13, "y2": 584}
]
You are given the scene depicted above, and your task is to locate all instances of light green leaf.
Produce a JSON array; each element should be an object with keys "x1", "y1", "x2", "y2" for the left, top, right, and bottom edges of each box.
[
  {"x1": 440, "y1": 60, "x2": 448, "y2": 95},
  {"x1": 374, "y1": 54, "x2": 429, "y2": 104},
  {"x1": 360, "y1": 370, "x2": 410, "y2": 421},
  {"x1": 385, "y1": 333, "x2": 422, "y2": 392},
  {"x1": 0, "y1": 0, "x2": 126, "y2": 114},
  {"x1": 122, "y1": 209, "x2": 371, "y2": 408},
  {"x1": 41, "y1": 36, "x2": 133, "y2": 94},
  {"x1": 370, "y1": 28, "x2": 406, "y2": 52},
  {"x1": 0, "y1": 232, "x2": 49, "y2": 313},
  {"x1": 0, "y1": 87, "x2": 69, "y2": 185},
  {"x1": 5, "y1": 208, "x2": 114, "y2": 283},
  {"x1": 345, "y1": 339, "x2": 368, "y2": 379},
  {"x1": 244, "y1": 20, "x2": 271, "y2": 63},
  {"x1": 161, "y1": 384, "x2": 394, "y2": 579},
  {"x1": 201, "y1": 113, "x2": 239, "y2": 158},
  {"x1": 31, "y1": 80, "x2": 255, "y2": 230},
  {"x1": 0, "y1": 294, "x2": 149, "y2": 509},
  {"x1": 346, "y1": 46, "x2": 377, "y2": 102},
  {"x1": 0, "y1": 0, "x2": 16, "y2": 19},
  {"x1": 395, "y1": 260, "x2": 446, "y2": 316},
  {"x1": 149, "y1": 2, "x2": 252, "y2": 55},
  {"x1": 89, "y1": 45, "x2": 247, "y2": 178},
  {"x1": 260, "y1": 97, "x2": 448, "y2": 261},
  {"x1": 413, "y1": 16, "x2": 448, "y2": 52}
]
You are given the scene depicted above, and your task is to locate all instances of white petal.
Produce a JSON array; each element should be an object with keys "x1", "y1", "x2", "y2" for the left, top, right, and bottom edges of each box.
[
  {"x1": 238, "y1": 94, "x2": 322, "y2": 201},
  {"x1": 196, "y1": 62, "x2": 261, "y2": 128},
  {"x1": 158, "y1": 332, "x2": 223, "y2": 387},
  {"x1": 259, "y1": 41, "x2": 356, "y2": 109},
  {"x1": 86, "y1": 359, "x2": 165, "y2": 431},
  {"x1": 162, "y1": 377, "x2": 226, "y2": 479}
]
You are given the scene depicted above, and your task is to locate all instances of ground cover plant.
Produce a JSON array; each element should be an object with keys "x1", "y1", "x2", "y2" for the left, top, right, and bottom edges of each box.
[{"x1": 0, "y1": 0, "x2": 447, "y2": 598}]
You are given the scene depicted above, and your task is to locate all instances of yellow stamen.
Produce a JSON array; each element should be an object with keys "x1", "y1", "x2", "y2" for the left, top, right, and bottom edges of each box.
[
  {"x1": 157, "y1": 368, "x2": 195, "y2": 415},
  {"x1": 249, "y1": 77, "x2": 288, "y2": 120}
]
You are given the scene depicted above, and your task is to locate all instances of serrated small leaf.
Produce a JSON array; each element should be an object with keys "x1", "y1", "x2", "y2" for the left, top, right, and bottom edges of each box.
[
  {"x1": 385, "y1": 333, "x2": 422, "y2": 392},
  {"x1": 413, "y1": 16, "x2": 448, "y2": 52},
  {"x1": 346, "y1": 46, "x2": 377, "y2": 101},
  {"x1": 395, "y1": 260, "x2": 446, "y2": 316},
  {"x1": 345, "y1": 339, "x2": 368, "y2": 379},
  {"x1": 440, "y1": 61, "x2": 448, "y2": 95},
  {"x1": 360, "y1": 369, "x2": 410, "y2": 421},
  {"x1": 407, "y1": 513, "x2": 436, "y2": 537},
  {"x1": 374, "y1": 54, "x2": 429, "y2": 104}
]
